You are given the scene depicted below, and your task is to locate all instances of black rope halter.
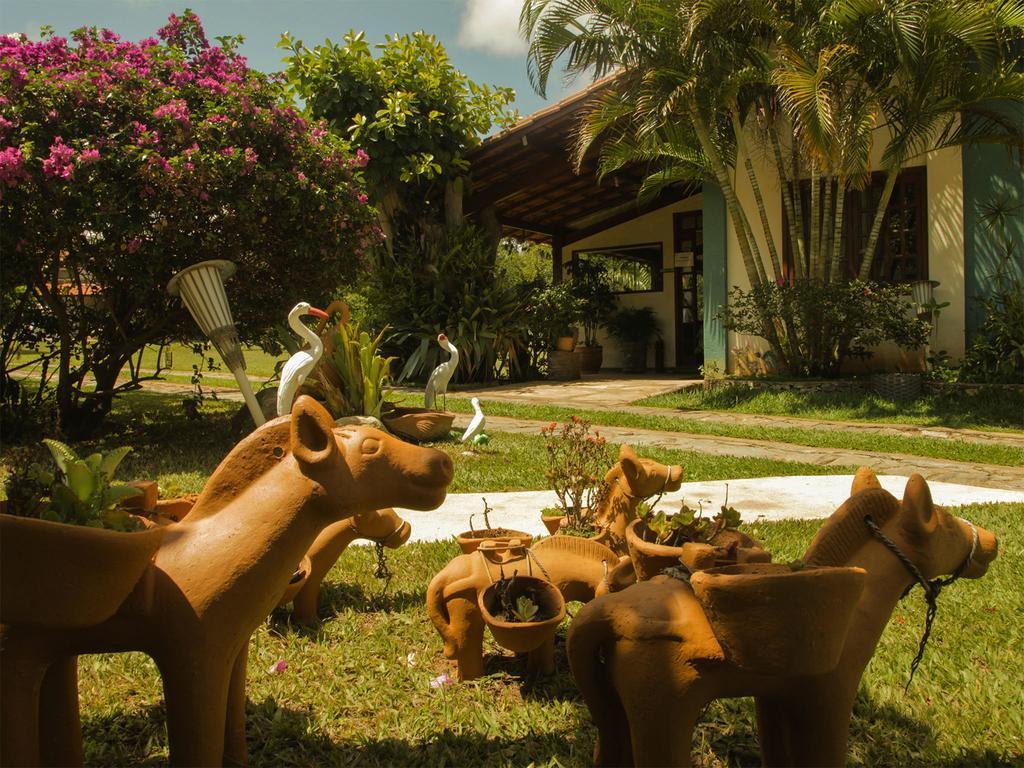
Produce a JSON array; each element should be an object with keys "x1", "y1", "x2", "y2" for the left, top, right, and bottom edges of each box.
[{"x1": 863, "y1": 514, "x2": 979, "y2": 689}]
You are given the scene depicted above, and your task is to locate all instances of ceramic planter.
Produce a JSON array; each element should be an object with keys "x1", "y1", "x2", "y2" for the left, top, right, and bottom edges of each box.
[
  {"x1": 625, "y1": 519, "x2": 690, "y2": 580},
  {"x1": 381, "y1": 406, "x2": 455, "y2": 442},
  {"x1": 547, "y1": 348, "x2": 581, "y2": 380},
  {"x1": 690, "y1": 562, "x2": 867, "y2": 676},
  {"x1": 478, "y1": 574, "x2": 566, "y2": 653},
  {"x1": 577, "y1": 344, "x2": 603, "y2": 373},
  {"x1": 554, "y1": 335, "x2": 576, "y2": 352},
  {"x1": 0, "y1": 514, "x2": 165, "y2": 629},
  {"x1": 456, "y1": 529, "x2": 533, "y2": 554},
  {"x1": 619, "y1": 340, "x2": 648, "y2": 373},
  {"x1": 678, "y1": 541, "x2": 773, "y2": 572},
  {"x1": 541, "y1": 514, "x2": 567, "y2": 535}
]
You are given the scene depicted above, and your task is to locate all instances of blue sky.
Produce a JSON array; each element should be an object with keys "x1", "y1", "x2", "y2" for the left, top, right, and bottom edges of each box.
[{"x1": 1, "y1": 0, "x2": 584, "y2": 121}]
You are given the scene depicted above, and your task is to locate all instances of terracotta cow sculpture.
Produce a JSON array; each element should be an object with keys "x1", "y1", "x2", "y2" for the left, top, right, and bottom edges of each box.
[
  {"x1": 427, "y1": 535, "x2": 621, "y2": 680},
  {"x1": 287, "y1": 506, "x2": 412, "y2": 624},
  {"x1": 567, "y1": 470, "x2": 998, "y2": 767},
  {"x1": 592, "y1": 446, "x2": 684, "y2": 554},
  {"x1": 0, "y1": 396, "x2": 453, "y2": 768}
]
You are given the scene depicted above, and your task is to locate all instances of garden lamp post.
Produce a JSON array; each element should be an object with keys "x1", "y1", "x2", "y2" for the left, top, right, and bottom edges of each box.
[{"x1": 167, "y1": 259, "x2": 266, "y2": 427}]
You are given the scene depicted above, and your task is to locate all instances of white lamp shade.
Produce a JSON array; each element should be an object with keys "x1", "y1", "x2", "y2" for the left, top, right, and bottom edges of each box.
[
  {"x1": 910, "y1": 279, "x2": 939, "y2": 310},
  {"x1": 167, "y1": 260, "x2": 237, "y2": 335}
]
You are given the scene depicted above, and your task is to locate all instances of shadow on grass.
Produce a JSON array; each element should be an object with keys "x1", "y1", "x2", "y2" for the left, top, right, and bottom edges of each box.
[
  {"x1": 269, "y1": 582, "x2": 429, "y2": 634},
  {"x1": 79, "y1": 687, "x2": 1012, "y2": 768}
]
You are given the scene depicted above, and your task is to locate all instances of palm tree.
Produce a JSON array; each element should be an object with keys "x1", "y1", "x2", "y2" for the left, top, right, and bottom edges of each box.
[{"x1": 521, "y1": 0, "x2": 1024, "y2": 374}]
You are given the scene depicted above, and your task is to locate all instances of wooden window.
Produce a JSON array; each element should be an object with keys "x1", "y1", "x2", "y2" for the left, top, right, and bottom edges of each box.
[
  {"x1": 571, "y1": 243, "x2": 664, "y2": 294},
  {"x1": 782, "y1": 167, "x2": 928, "y2": 282}
]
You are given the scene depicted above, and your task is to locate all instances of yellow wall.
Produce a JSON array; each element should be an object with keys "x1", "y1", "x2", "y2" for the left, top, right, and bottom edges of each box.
[{"x1": 560, "y1": 194, "x2": 703, "y2": 369}]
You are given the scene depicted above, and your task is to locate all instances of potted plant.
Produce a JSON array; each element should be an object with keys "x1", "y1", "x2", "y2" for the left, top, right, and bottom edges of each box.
[
  {"x1": 568, "y1": 260, "x2": 616, "y2": 373},
  {"x1": 0, "y1": 441, "x2": 165, "y2": 629},
  {"x1": 538, "y1": 416, "x2": 613, "y2": 536},
  {"x1": 478, "y1": 569, "x2": 566, "y2": 654},
  {"x1": 626, "y1": 498, "x2": 769, "y2": 581},
  {"x1": 455, "y1": 498, "x2": 533, "y2": 554},
  {"x1": 605, "y1": 306, "x2": 661, "y2": 373},
  {"x1": 531, "y1": 283, "x2": 585, "y2": 380}
]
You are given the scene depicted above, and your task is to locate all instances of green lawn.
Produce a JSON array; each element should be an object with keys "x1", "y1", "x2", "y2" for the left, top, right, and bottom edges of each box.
[
  {"x1": 0, "y1": 392, "x2": 851, "y2": 499},
  {"x1": 74, "y1": 502, "x2": 1023, "y2": 766},
  {"x1": 430, "y1": 397, "x2": 1024, "y2": 469},
  {"x1": 636, "y1": 385, "x2": 1024, "y2": 433}
]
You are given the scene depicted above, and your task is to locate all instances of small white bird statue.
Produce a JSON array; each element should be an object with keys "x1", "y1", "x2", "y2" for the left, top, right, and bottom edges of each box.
[
  {"x1": 276, "y1": 301, "x2": 329, "y2": 417},
  {"x1": 461, "y1": 397, "x2": 486, "y2": 443},
  {"x1": 424, "y1": 333, "x2": 459, "y2": 411}
]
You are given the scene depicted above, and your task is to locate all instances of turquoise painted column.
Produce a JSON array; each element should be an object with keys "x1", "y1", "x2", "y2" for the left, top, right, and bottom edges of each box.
[
  {"x1": 962, "y1": 102, "x2": 1024, "y2": 340},
  {"x1": 702, "y1": 183, "x2": 728, "y2": 372}
]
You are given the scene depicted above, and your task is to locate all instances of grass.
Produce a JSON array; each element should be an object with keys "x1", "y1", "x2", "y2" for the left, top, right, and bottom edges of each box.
[
  {"x1": 0, "y1": 392, "x2": 853, "y2": 499},
  {"x1": 636, "y1": 385, "x2": 1024, "y2": 433},
  {"x1": 429, "y1": 397, "x2": 1024, "y2": 469},
  {"x1": 73, "y1": 501, "x2": 1024, "y2": 766}
]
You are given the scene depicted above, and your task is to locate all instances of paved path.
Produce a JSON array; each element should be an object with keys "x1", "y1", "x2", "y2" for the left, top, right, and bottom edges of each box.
[{"x1": 396, "y1": 475, "x2": 1024, "y2": 542}]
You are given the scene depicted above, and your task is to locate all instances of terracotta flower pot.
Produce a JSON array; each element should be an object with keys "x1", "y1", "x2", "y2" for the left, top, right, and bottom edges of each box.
[
  {"x1": 456, "y1": 530, "x2": 533, "y2": 555},
  {"x1": 577, "y1": 344, "x2": 603, "y2": 373},
  {"x1": 554, "y1": 335, "x2": 576, "y2": 352},
  {"x1": 0, "y1": 514, "x2": 165, "y2": 629},
  {"x1": 381, "y1": 406, "x2": 456, "y2": 442},
  {"x1": 276, "y1": 554, "x2": 313, "y2": 607},
  {"x1": 690, "y1": 562, "x2": 867, "y2": 676},
  {"x1": 678, "y1": 541, "x2": 773, "y2": 572},
  {"x1": 541, "y1": 514, "x2": 567, "y2": 535},
  {"x1": 478, "y1": 575, "x2": 566, "y2": 653},
  {"x1": 625, "y1": 519, "x2": 690, "y2": 581}
]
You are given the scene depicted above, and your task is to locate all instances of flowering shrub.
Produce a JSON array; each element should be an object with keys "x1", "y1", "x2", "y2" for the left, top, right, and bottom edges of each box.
[
  {"x1": 722, "y1": 279, "x2": 929, "y2": 378},
  {"x1": 540, "y1": 415, "x2": 613, "y2": 529},
  {"x1": 0, "y1": 13, "x2": 378, "y2": 437}
]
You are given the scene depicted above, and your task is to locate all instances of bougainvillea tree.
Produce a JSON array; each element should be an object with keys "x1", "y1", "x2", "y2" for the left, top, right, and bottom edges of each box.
[{"x1": 0, "y1": 12, "x2": 378, "y2": 438}]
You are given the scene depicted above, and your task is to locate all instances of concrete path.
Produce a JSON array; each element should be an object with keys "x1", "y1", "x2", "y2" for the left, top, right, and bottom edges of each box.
[{"x1": 396, "y1": 475, "x2": 1024, "y2": 543}]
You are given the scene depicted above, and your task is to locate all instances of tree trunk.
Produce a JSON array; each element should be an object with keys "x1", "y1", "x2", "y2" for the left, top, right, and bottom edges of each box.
[
  {"x1": 690, "y1": 102, "x2": 764, "y2": 287},
  {"x1": 858, "y1": 167, "x2": 898, "y2": 280},
  {"x1": 770, "y1": 127, "x2": 804, "y2": 280},
  {"x1": 809, "y1": 162, "x2": 821, "y2": 280},
  {"x1": 829, "y1": 181, "x2": 847, "y2": 282},
  {"x1": 820, "y1": 176, "x2": 833, "y2": 281},
  {"x1": 731, "y1": 103, "x2": 781, "y2": 282}
]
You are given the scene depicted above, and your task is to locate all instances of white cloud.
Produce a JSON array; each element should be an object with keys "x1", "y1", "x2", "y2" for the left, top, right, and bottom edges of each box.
[{"x1": 458, "y1": 0, "x2": 528, "y2": 57}]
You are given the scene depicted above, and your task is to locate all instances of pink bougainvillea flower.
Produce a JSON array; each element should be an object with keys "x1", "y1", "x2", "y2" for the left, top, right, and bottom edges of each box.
[{"x1": 267, "y1": 659, "x2": 288, "y2": 675}]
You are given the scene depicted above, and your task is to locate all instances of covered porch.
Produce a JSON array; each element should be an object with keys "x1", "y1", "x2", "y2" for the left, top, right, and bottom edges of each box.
[{"x1": 466, "y1": 83, "x2": 728, "y2": 374}]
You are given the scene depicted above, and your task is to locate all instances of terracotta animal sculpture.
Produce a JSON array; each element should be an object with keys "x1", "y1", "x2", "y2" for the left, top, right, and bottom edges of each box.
[
  {"x1": 427, "y1": 535, "x2": 620, "y2": 680},
  {"x1": 592, "y1": 445, "x2": 684, "y2": 553},
  {"x1": 567, "y1": 471, "x2": 998, "y2": 767},
  {"x1": 287, "y1": 506, "x2": 412, "y2": 625},
  {"x1": 0, "y1": 396, "x2": 453, "y2": 768}
]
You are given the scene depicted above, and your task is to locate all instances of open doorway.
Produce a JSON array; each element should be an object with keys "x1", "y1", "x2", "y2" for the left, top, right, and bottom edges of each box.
[{"x1": 673, "y1": 211, "x2": 704, "y2": 372}]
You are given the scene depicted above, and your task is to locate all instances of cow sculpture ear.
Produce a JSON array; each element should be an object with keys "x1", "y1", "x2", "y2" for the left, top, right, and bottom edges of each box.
[
  {"x1": 619, "y1": 444, "x2": 641, "y2": 484},
  {"x1": 902, "y1": 473, "x2": 937, "y2": 538},
  {"x1": 290, "y1": 395, "x2": 338, "y2": 467},
  {"x1": 851, "y1": 466, "x2": 882, "y2": 495}
]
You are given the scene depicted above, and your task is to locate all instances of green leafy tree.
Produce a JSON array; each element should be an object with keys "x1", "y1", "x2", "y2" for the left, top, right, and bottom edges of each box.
[
  {"x1": 0, "y1": 13, "x2": 377, "y2": 438},
  {"x1": 280, "y1": 30, "x2": 517, "y2": 252}
]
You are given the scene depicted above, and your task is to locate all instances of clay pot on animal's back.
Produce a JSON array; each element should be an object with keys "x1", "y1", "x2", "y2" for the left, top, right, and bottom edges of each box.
[
  {"x1": 690, "y1": 562, "x2": 866, "y2": 676},
  {"x1": 456, "y1": 530, "x2": 533, "y2": 555},
  {"x1": 626, "y1": 519, "x2": 771, "y2": 581},
  {"x1": 478, "y1": 574, "x2": 566, "y2": 653},
  {"x1": 380, "y1": 406, "x2": 455, "y2": 442},
  {"x1": 0, "y1": 515, "x2": 164, "y2": 629}
]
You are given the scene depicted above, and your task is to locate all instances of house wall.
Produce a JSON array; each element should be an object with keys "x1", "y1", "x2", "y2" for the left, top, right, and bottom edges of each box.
[
  {"x1": 724, "y1": 125, "x2": 967, "y2": 374},
  {"x1": 559, "y1": 194, "x2": 704, "y2": 369}
]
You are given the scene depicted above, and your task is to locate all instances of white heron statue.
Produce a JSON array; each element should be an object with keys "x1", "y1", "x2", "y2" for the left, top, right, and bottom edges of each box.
[
  {"x1": 424, "y1": 333, "x2": 458, "y2": 411},
  {"x1": 461, "y1": 397, "x2": 486, "y2": 443},
  {"x1": 276, "y1": 301, "x2": 329, "y2": 417}
]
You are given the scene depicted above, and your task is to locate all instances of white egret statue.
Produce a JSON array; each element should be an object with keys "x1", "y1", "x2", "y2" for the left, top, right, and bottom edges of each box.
[
  {"x1": 276, "y1": 302, "x2": 329, "y2": 417},
  {"x1": 424, "y1": 333, "x2": 458, "y2": 410},
  {"x1": 461, "y1": 397, "x2": 486, "y2": 443}
]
